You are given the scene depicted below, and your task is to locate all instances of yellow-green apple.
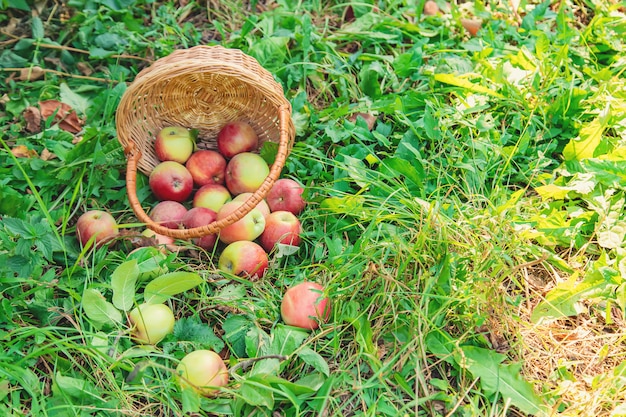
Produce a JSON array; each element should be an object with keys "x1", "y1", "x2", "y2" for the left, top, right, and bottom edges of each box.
[
  {"x1": 154, "y1": 126, "x2": 196, "y2": 163},
  {"x1": 266, "y1": 178, "x2": 306, "y2": 215},
  {"x1": 193, "y1": 184, "x2": 232, "y2": 213},
  {"x1": 176, "y1": 350, "x2": 228, "y2": 396},
  {"x1": 149, "y1": 161, "x2": 194, "y2": 202},
  {"x1": 128, "y1": 303, "x2": 175, "y2": 345},
  {"x1": 224, "y1": 152, "x2": 269, "y2": 195},
  {"x1": 149, "y1": 200, "x2": 188, "y2": 229},
  {"x1": 217, "y1": 121, "x2": 258, "y2": 159},
  {"x1": 185, "y1": 150, "x2": 227, "y2": 186},
  {"x1": 281, "y1": 282, "x2": 330, "y2": 330},
  {"x1": 232, "y1": 192, "x2": 270, "y2": 219},
  {"x1": 259, "y1": 211, "x2": 302, "y2": 253},
  {"x1": 182, "y1": 207, "x2": 218, "y2": 250},
  {"x1": 216, "y1": 200, "x2": 266, "y2": 244},
  {"x1": 218, "y1": 240, "x2": 268, "y2": 279},
  {"x1": 75, "y1": 210, "x2": 119, "y2": 248}
]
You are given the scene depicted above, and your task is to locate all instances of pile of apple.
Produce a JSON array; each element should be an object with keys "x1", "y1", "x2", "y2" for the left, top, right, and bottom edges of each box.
[{"x1": 146, "y1": 121, "x2": 306, "y2": 280}]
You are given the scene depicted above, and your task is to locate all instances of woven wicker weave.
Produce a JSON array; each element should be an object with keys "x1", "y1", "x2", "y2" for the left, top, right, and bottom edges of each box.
[{"x1": 116, "y1": 45, "x2": 296, "y2": 239}]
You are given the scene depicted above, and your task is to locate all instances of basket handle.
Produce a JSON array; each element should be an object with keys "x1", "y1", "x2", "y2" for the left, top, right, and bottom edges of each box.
[{"x1": 125, "y1": 103, "x2": 292, "y2": 240}]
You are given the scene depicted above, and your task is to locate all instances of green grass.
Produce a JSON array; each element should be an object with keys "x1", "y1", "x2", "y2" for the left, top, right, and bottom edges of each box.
[{"x1": 2, "y1": 0, "x2": 626, "y2": 415}]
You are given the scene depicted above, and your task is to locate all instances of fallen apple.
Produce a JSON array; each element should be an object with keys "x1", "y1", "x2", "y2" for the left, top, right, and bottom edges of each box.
[
  {"x1": 217, "y1": 121, "x2": 258, "y2": 159},
  {"x1": 266, "y1": 178, "x2": 306, "y2": 215},
  {"x1": 75, "y1": 209, "x2": 119, "y2": 248},
  {"x1": 128, "y1": 302, "x2": 175, "y2": 345},
  {"x1": 149, "y1": 200, "x2": 188, "y2": 229},
  {"x1": 193, "y1": 184, "x2": 232, "y2": 213},
  {"x1": 216, "y1": 200, "x2": 266, "y2": 244},
  {"x1": 225, "y1": 152, "x2": 270, "y2": 195},
  {"x1": 154, "y1": 126, "x2": 195, "y2": 164},
  {"x1": 182, "y1": 207, "x2": 218, "y2": 250},
  {"x1": 281, "y1": 282, "x2": 330, "y2": 330},
  {"x1": 218, "y1": 240, "x2": 268, "y2": 279},
  {"x1": 149, "y1": 161, "x2": 194, "y2": 202},
  {"x1": 176, "y1": 349, "x2": 229, "y2": 396},
  {"x1": 259, "y1": 210, "x2": 302, "y2": 253},
  {"x1": 185, "y1": 149, "x2": 227, "y2": 187}
]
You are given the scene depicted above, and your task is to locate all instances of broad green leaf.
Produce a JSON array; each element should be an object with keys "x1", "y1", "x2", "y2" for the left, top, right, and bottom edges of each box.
[
  {"x1": 563, "y1": 115, "x2": 608, "y2": 161},
  {"x1": 59, "y1": 83, "x2": 91, "y2": 116},
  {"x1": 111, "y1": 260, "x2": 139, "y2": 311},
  {"x1": 143, "y1": 271, "x2": 203, "y2": 304},
  {"x1": 180, "y1": 386, "x2": 201, "y2": 414},
  {"x1": 297, "y1": 347, "x2": 330, "y2": 377},
  {"x1": 240, "y1": 375, "x2": 275, "y2": 408},
  {"x1": 457, "y1": 346, "x2": 547, "y2": 416},
  {"x1": 223, "y1": 314, "x2": 254, "y2": 358},
  {"x1": 82, "y1": 288, "x2": 122, "y2": 327},
  {"x1": 433, "y1": 73, "x2": 504, "y2": 99},
  {"x1": 125, "y1": 247, "x2": 168, "y2": 281},
  {"x1": 263, "y1": 374, "x2": 320, "y2": 395}
]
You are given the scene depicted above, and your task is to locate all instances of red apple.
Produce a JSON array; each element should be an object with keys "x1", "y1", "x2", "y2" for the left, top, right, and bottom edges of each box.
[
  {"x1": 154, "y1": 126, "x2": 195, "y2": 164},
  {"x1": 225, "y1": 152, "x2": 270, "y2": 195},
  {"x1": 266, "y1": 178, "x2": 306, "y2": 215},
  {"x1": 149, "y1": 200, "x2": 188, "y2": 229},
  {"x1": 149, "y1": 161, "x2": 194, "y2": 202},
  {"x1": 281, "y1": 282, "x2": 330, "y2": 330},
  {"x1": 128, "y1": 303, "x2": 175, "y2": 345},
  {"x1": 75, "y1": 210, "x2": 119, "y2": 248},
  {"x1": 423, "y1": 0, "x2": 439, "y2": 15},
  {"x1": 193, "y1": 184, "x2": 232, "y2": 213},
  {"x1": 218, "y1": 240, "x2": 268, "y2": 279},
  {"x1": 182, "y1": 207, "x2": 218, "y2": 250},
  {"x1": 217, "y1": 121, "x2": 259, "y2": 159},
  {"x1": 232, "y1": 192, "x2": 270, "y2": 219},
  {"x1": 176, "y1": 349, "x2": 228, "y2": 396},
  {"x1": 185, "y1": 149, "x2": 227, "y2": 187},
  {"x1": 216, "y1": 200, "x2": 266, "y2": 244},
  {"x1": 259, "y1": 211, "x2": 302, "y2": 253}
]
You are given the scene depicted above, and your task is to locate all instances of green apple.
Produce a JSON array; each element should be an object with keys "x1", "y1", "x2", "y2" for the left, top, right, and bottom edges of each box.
[
  {"x1": 193, "y1": 184, "x2": 232, "y2": 213},
  {"x1": 176, "y1": 349, "x2": 228, "y2": 396},
  {"x1": 154, "y1": 126, "x2": 195, "y2": 163},
  {"x1": 224, "y1": 152, "x2": 270, "y2": 195},
  {"x1": 128, "y1": 303, "x2": 175, "y2": 345}
]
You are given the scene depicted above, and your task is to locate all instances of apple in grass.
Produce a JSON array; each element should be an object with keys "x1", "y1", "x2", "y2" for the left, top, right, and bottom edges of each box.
[
  {"x1": 281, "y1": 282, "x2": 331, "y2": 330},
  {"x1": 266, "y1": 178, "x2": 306, "y2": 215},
  {"x1": 149, "y1": 200, "x2": 188, "y2": 229},
  {"x1": 182, "y1": 207, "x2": 218, "y2": 251},
  {"x1": 149, "y1": 161, "x2": 194, "y2": 202},
  {"x1": 232, "y1": 192, "x2": 270, "y2": 219},
  {"x1": 218, "y1": 240, "x2": 268, "y2": 279},
  {"x1": 76, "y1": 210, "x2": 119, "y2": 248},
  {"x1": 128, "y1": 303, "x2": 175, "y2": 345},
  {"x1": 185, "y1": 150, "x2": 227, "y2": 187},
  {"x1": 259, "y1": 211, "x2": 302, "y2": 253},
  {"x1": 154, "y1": 126, "x2": 196, "y2": 164},
  {"x1": 225, "y1": 152, "x2": 270, "y2": 195},
  {"x1": 193, "y1": 184, "x2": 232, "y2": 213},
  {"x1": 217, "y1": 121, "x2": 259, "y2": 159},
  {"x1": 176, "y1": 350, "x2": 228, "y2": 396},
  {"x1": 216, "y1": 200, "x2": 266, "y2": 244}
]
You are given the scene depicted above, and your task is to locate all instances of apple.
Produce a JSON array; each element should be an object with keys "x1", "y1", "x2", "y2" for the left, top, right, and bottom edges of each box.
[
  {"x1": 176, "y1": 349, "x2": 228, "y2": 396},
  {"x1": 182, "y1": 207, "x2": 218, "y2": 250},
  {"x1": 154, "y1": 126, "x2": 195, "y2": 164},
  {"x1": 266, "y1": 178, "x2": 306, "y2": 215},
  {"x1": 141, "y1": 228, "x2": 182, "y2": 253},
  {"x1": 218, "y1": 240, "x2": 268, "y2": 279},
  {"x1": 224, "y1": 152, "x2": 270, "y2": 195},
  {"x1": 75, "y1": 210, "x2": 119, "y2": 248},
  {"x1": 128, "y1": 303, "x2": 175, "y2": 345},
  {"x1": 280, "y1": 282, "x2": 330, "y2": 330},
  {"x1": 216, "y1": 200, "x2": 266, "y2": 244},
  {"x1": 217, "y1": 121, "x2": 258, "y2": 159},
  {"x1": 423, "y1": 0, "x2": 439, "y2": 15},
  {"x1": 232, "y1": 192, "x2": 270, "y2": 219},
  {"x1": 149, "y1": 200, "x2": 188, "y2": 229},
  {"x1": 149, "y1": 161, "x2": 194, "y2": 202},
  {"x1": 259, "y1": 211, "x2": 302, "y2": 253},
  {"x1": 193, "y1": 184, "x2": 232, "y2": 213},
  {"x1": 185, "y1": 150, "x2": 227, "y2": 186}
]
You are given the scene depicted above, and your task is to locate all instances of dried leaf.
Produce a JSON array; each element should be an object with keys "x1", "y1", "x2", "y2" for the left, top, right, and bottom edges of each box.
[
  {"x1": 348, "y1": 112, "x2": 377, "y2": 131},
  {"x1": 344, "y1": 5, "x2": 355, "y2": 23},
  {"x1": 76, "y1": 62, "x2": 93, "y2": 76},
  {"x1": 39, "y1": 100, "x2": 84, "y2": 134},
  {"x1": 24, "y1": 106, "x2": 42, "y2": 133},
  {"x1": 12, "y1": 145, "x2": 38, "y2": 158},
  {"x1": 40, "y1": 149, "x2": 57, "y2": 161},
  {"x1": 19, "y1": 66, "x2": 45, "y2": 81}
]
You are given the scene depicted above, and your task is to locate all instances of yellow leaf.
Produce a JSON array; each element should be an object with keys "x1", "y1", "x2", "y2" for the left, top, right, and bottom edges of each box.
[
  {"x1": 535, "y1": 184, "x2": 570, "y2": 201},
  {"x1": 434, "y1": 73, "x2": 504, "y2": 98}
]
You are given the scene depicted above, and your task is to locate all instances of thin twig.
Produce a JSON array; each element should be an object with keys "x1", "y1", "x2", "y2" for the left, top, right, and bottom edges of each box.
[{"x1": 1, "y1": 67, "x2": 119, "y2": 84}]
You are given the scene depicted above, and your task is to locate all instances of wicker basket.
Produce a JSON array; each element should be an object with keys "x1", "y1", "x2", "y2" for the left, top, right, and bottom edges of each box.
[{"x1": 116, "y1": 45, "x2": 296, "y2": 239}]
